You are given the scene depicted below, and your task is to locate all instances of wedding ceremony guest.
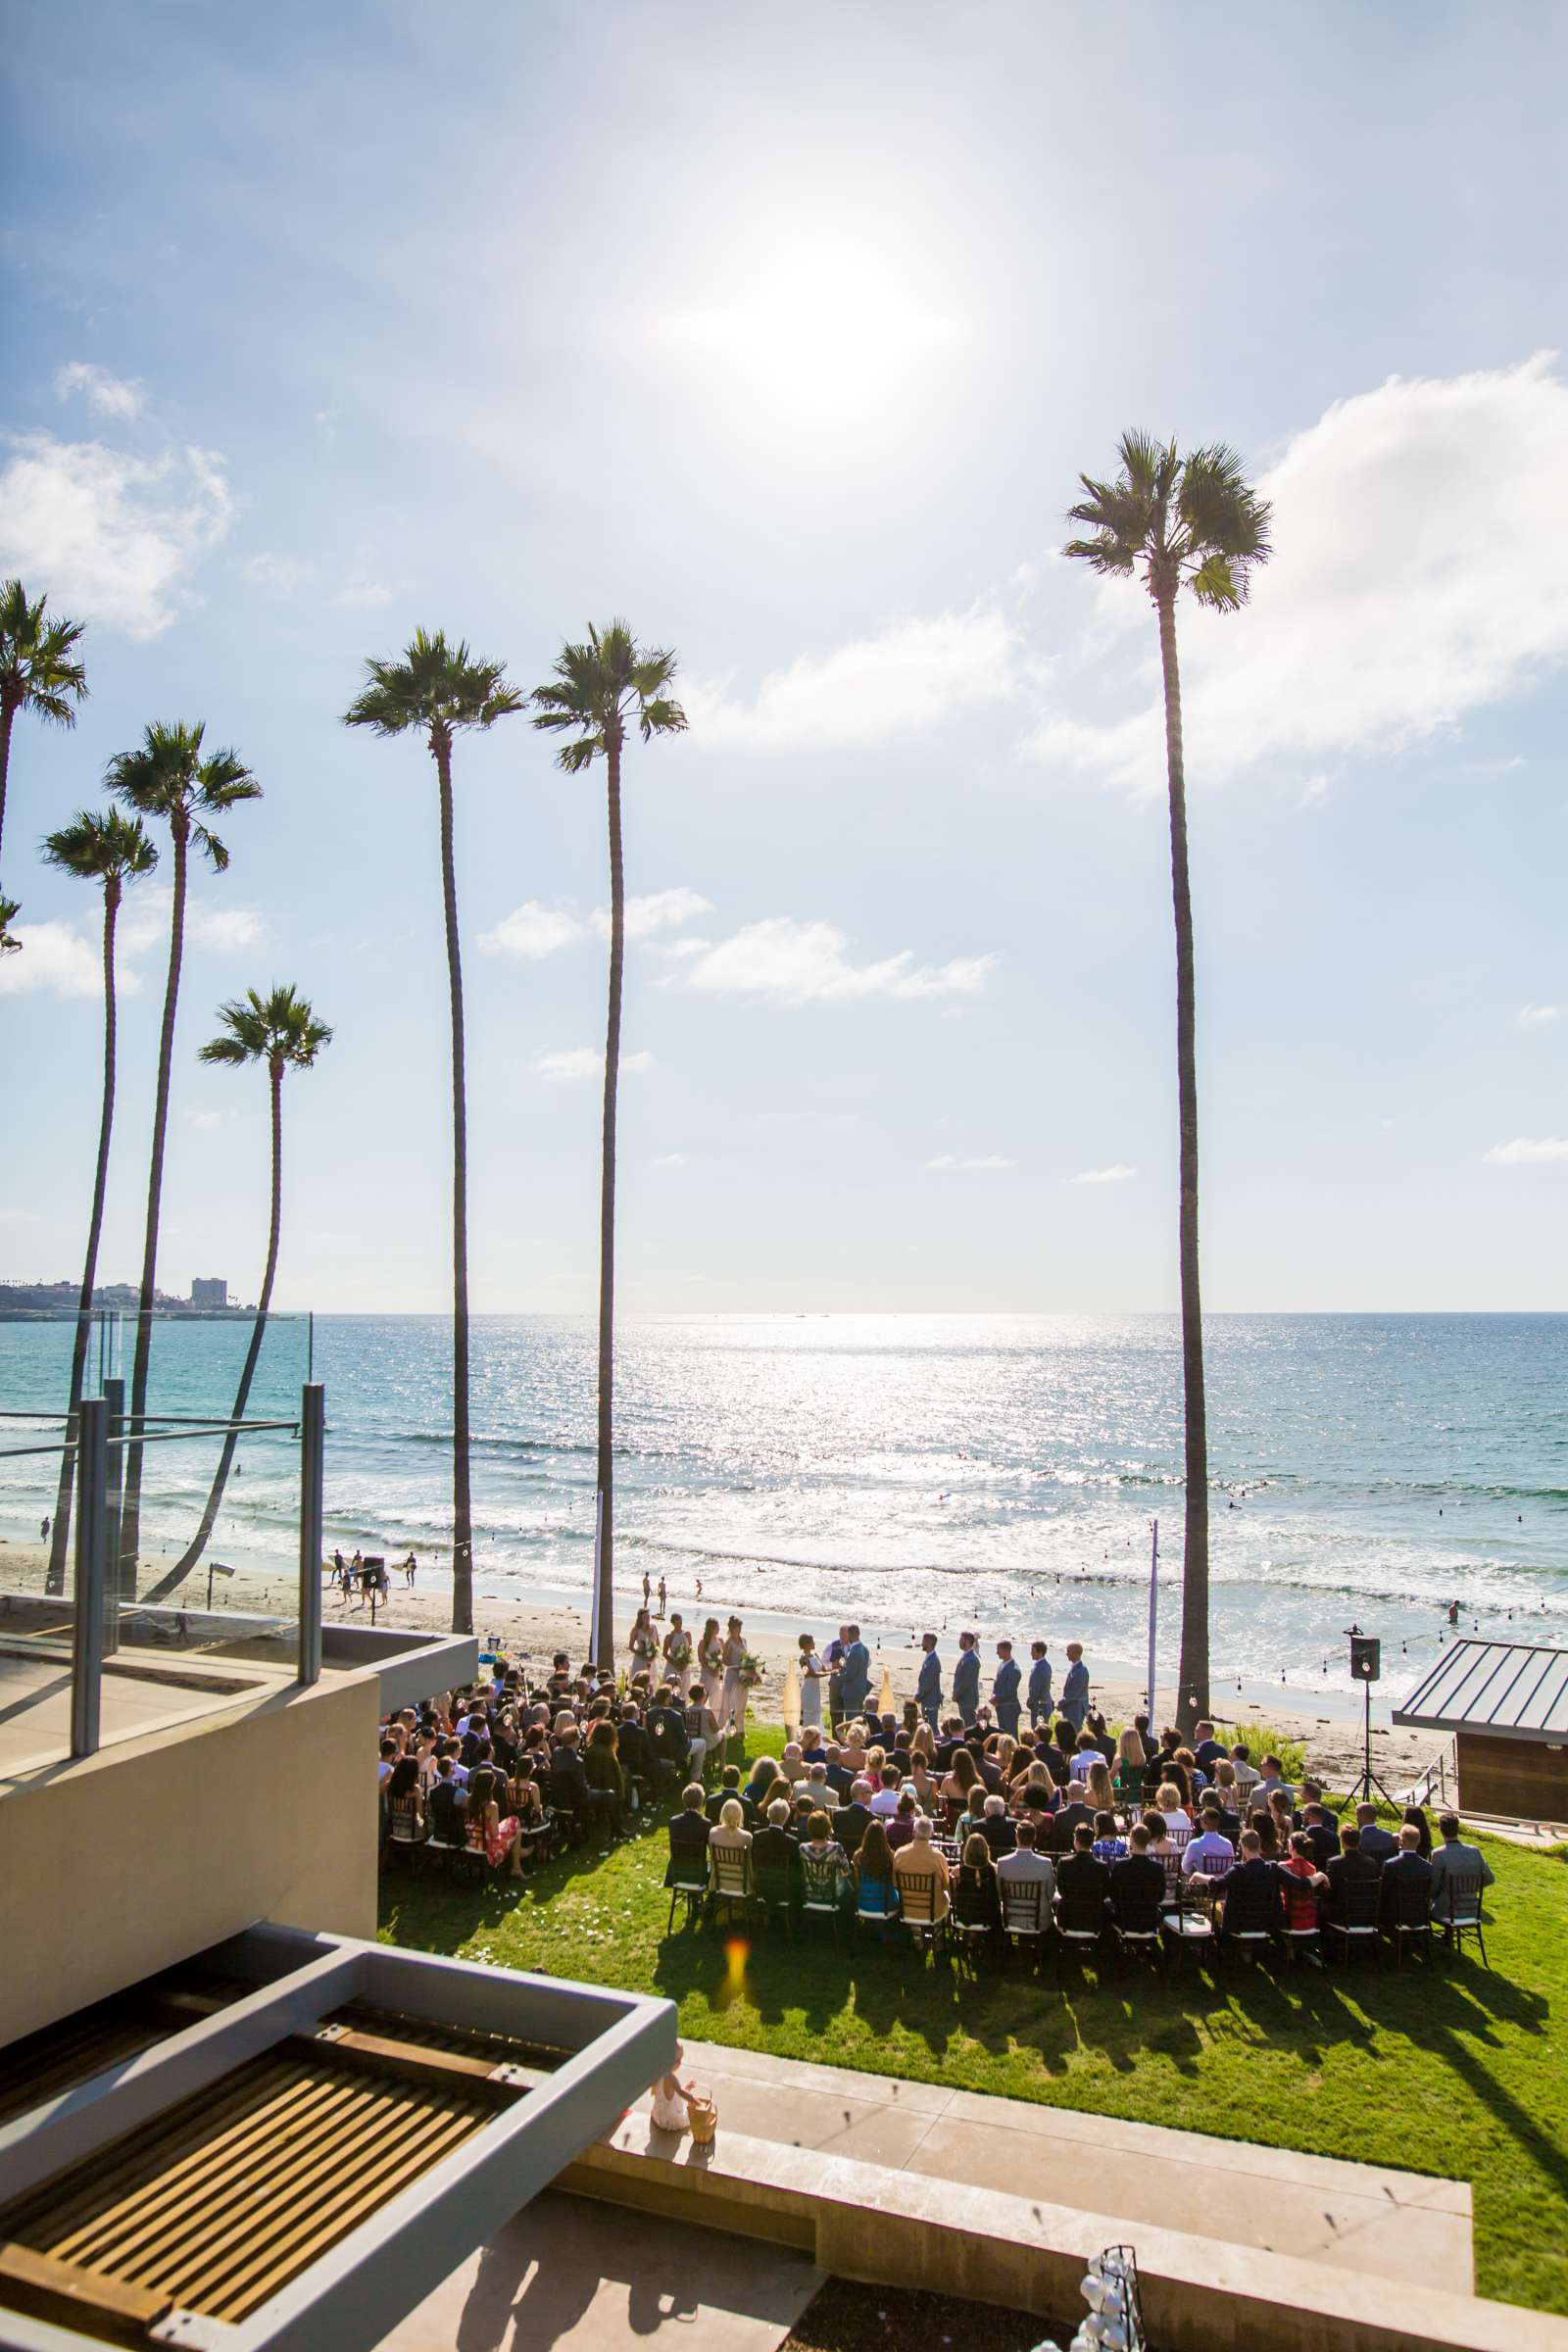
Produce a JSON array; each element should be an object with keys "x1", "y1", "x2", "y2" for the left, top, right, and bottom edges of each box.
[
  {"x1": 1401, "y1": 1804, "x2": 1434, "y2": 1858},
  {"x1": 665, "y1": 1786, "x2": 711, "y2": 1882},
  {"x1": 753, "y1": 1797, "x2": 802, "y2": 1892},
  {"x1": 917, "y1": 1632, "x2": 944, "y2": 1728},
  {"x1": 886, "y1": 1788, "x2": 920, "y2": 1848},
  {"x1": 953, "y1": 1631, "x2": 981, "y2": 1726},
  {"x1": 832, "y1": 1777, "x2": 875, "y2": 1857},
  {"x1": 992, "y1": 1641, "x2": 1021, "y2": 1736},
  {"x1": 997, "y1": 1818, "x2": 1055, "y2": 1903},
  {"x1": 892, "y1": 1815, "x2": 951, "y2": 1911},
  {"x1": 854, "y1": 1819, "x2": 901, "y2": 1925},
  {"x1": 955, "y1": 1833, "x2": 1003, "y2": 1938},
  {"x1": 1354, "y1": 1802, "x2": 1399, "y2": 1861},
  {"x1": 1428, "y1": 1814, "x2": 1495, "y2": 1902},
  {"x1": 838, "y1": 1625, "x2": 871, "y2": 1723},
  {"x1": 1055, "y1": 1820, "x2": 1113, "y2": 1928},
  {"x1": 1380, "y1": 1822, "x2": 1435, "y2": 1920},
  {"x1": 706, "y1": 1765, "x2": 743, "y2": 1822},
  {"x1": 1060, "y1": 1642, "x2": 1090, "y2": 1731},
  {"x1": 979, "y1": 1791, "x2": 1016, "y2": 1856},
  {"x1": 1323, "y1": 1822, "x2": 1382, "y2": 1923}
]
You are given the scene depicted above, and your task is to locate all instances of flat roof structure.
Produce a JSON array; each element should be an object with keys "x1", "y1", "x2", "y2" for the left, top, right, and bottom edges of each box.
[{"x1": 1394, "y1": 1639, "x2": 1568, "y2": 1742}]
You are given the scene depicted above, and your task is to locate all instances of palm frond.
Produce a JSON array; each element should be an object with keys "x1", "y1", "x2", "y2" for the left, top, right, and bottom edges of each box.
[
  {"x1": 199, "y1": 982, "x2": 332, "y2": 1070},
  {"x1": 41, "y1": 807, "x2": 158, "y2": 885},
  {"x1": 343, "y1": 628, "x2": 523, "y2": 743},
  {"x1": 0, "y1": 894, "x2": 21, "y2": 955},
  {"x1": 0, "y1": 580, "x2": 89, "y2": 718},
  {"x1": 530, "y1": 620, "x2": 686, "y2": 762}
]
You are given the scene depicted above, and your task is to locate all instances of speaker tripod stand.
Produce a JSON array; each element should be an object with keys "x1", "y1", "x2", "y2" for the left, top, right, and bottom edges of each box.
[{"x1": 1345, "y1": 1673, "x2": 1401, "y2": 1810}]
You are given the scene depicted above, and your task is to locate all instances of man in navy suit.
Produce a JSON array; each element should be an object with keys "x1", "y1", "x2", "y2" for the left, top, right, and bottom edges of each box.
[
  {"x1": 992, "y1": 1641, "x2": 1022, "y2": 1736},
  {"x1": 916, "y1": 1633, "x2": 943, "y2": 1730},
  {"x1": 952, "y1": 1631, "x2": 981, "y2": 1727},
  {"x1": 837, "y1": 1625, "x2": 871, "y2": 1724},
  {"x1": 1026, "y1": 1641, "x2": 1053, "y2": 1727}
]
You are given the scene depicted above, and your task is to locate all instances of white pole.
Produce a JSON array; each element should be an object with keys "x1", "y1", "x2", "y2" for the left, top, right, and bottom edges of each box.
[{"x1": 1146, "y1": 1517, "x2": 1158, "y2": 1722}]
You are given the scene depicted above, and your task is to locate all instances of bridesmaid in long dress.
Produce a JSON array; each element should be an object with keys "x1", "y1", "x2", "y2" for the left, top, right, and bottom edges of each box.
[
  {"x1": 719, "y1": 1616, "x2": 747, "y2": 1740},
  {"x1": 797, "y1": 1633, "x2": 824, "y2": 1734},
  {"x1": 697, "y1": 1617, "x2": 725, "y2": 1714}
]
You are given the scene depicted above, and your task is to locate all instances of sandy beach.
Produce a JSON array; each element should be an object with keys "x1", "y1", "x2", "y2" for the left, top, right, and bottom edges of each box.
[{"x1": 0, "y1": 1532, "x2": 1447, "y2": 1790}]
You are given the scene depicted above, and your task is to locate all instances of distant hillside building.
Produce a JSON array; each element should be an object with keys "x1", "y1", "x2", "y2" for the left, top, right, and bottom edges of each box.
[{"x1": 191, "y1": 1276, "x2": 228, "y2": 1308}]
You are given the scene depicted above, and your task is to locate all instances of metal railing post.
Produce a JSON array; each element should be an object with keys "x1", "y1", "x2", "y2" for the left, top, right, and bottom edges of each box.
[
  {"x1": 102, "y1": 1375, "x2": 124, "y2": 1656},
  {"x1": 71, "y1": 1396, "x2": 108, "y2": 1759},
  {"x1": 298, "y1": 1382, "x2": 324, "y2": 1687}
]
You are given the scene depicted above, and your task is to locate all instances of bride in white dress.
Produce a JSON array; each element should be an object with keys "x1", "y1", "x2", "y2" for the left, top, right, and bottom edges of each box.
[{"x1": 797, "y1": 1633, "x2": 824, "y2": 1732}]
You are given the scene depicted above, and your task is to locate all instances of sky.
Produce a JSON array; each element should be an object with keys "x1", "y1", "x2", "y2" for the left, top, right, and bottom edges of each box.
[{"x1": 2, "y1": 0, "x2": 1566, "y2": 1315}]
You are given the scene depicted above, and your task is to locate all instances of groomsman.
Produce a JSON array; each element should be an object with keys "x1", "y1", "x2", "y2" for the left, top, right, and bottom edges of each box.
[
  {"x1": 838, "y1": 1625, "x2": 871, "y2": 1723},
  {"x1": 992, "y1": 1641, "x2": 1021, "y2": 1737},
  {"x1": 1061, "y1": 1641, "x2": 1091, "y2": 1733},
  {"x1": 1027, "y1": 1640, "x2": 1054, "y2": 1727},
  {"x1": 952, "y1": 1631, "x2": 981, "y2": 1727},
  {"x1": 916, "y1": 1633, "x2": 944, "y2": 1729}
]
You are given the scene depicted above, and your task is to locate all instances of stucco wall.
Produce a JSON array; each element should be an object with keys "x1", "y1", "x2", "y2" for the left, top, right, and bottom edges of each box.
[{"x1": 1, "y1": 1671, "x2": 380, "y2": 2045}]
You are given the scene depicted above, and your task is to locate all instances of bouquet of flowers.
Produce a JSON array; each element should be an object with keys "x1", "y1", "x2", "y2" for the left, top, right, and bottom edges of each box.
[
  {"x1": 738, "y1": 1650, "x2": 763, "y2": 1690},
  {"x1": 631, "y1": 1630, "x2": 659, "y2": 1662},
  {"x1": 700, "y1": 1642, "x2": 723, "y2": 1675},
  {"x1": 665, "y1": 1635, "x2": 692, "y2": 1670}
]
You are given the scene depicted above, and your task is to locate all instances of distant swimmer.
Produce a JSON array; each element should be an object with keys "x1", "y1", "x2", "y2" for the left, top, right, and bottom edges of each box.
[{"x1": 1447, "y1": 1600, "x2": 1460, "y2": 1626}]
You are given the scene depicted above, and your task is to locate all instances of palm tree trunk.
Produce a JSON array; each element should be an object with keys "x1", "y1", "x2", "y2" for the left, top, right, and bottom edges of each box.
[
  {"x1": 1157, "y1": 591, "x2": 1210, "y2": 1734},
  {"x1": 0, "y1": 693, "x2": 16, "y2": 872},
  {"x1": 120, "y1": 817, "x2": 187, "y2": 1597},
  {"x1": 44, "y1": 878, "x2": 122, "y2": 1595},
  {"x1": 147, "y1": 1058, "x2": 284, "y2": 1599},
  {"x1": 435, "y1": 735, "x2": 473, "y2": 1638},
  {"x1": 594, "y1": 729, "x2": 624, "y2": 1673}
]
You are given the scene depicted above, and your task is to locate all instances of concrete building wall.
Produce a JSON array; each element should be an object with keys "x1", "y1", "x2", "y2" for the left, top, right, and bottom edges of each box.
[{"x1": 1, "y1": 1672, "x2": 380, "y2": 2045}]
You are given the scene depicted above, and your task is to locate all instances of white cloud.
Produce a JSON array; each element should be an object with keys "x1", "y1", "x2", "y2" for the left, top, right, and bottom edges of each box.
[
  {"x1": 120, "y1": 889, "x2": 262, "y2": 958},
  {"x1": 1035, "y1": 356, "x2": 1568, "y2": 789},
  {"x1": 1069, "y1": 1163, "x2": 1137, "y2": 1185},
  {"x1": 0, "y1": 1208, "x2": 41, "y2": 1223},
  {"x1": 187, "y1": 1109, "x2": 228, "y2": 1131},
  {"x1": 1517, "y1": 1004, "x2": 1561, "y2": 1027},
  {"x1": 483, "y1": 888, "x2": 714, "y2": 959},
  {"x1": 1483, "y1": 1137, "x2": 1568, "y2": 1166},
  {"x1": 55, "y1": 361, "x2": 145, "y2": 419},
  {"x1": 685, "y1": 606, "x2": 1022, "y2": 750},
  {"x1": 0, "y1": 431, "x2": 231, "y2": 638},
  {"x1": 332, "y1": 579, "x2": 397, "y2": 609},
  {"x1": 534, "y1": 1048, "x2": 653, "y2": 1080},
  {"x1": 482, "y1": 902, "x2": 585, "y2": 959},
  {"x1": 245, "y1": 552, "x2": 310, "y2": 593},
  {"x1": 0, "y1": 919, "x2": 108, "y2": 998},
  {"x1": 187, "y1": 905, "x2": 264, "y2": 953},
  {"x1": 927, "y1": 1153, "x2": 1013, "y2": 1172},
  {"x1": 652, "y1": 1152, "x2": 688, "y2": 1167},
  {"x1": 682, "y1": 916, "x2": 997, "y2": 1005}
]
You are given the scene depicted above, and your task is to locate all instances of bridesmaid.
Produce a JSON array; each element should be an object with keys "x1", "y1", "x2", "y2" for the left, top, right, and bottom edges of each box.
[
  {"x1": 697, "y1": 1617, "x2": 725, "y2": 1713},
  {"x1": 629, "y1": 1606, "x2": 660, "y2": 1677},
  {"x1": 719, "y1": 1616, "x2": 747, "y2": 1740}
]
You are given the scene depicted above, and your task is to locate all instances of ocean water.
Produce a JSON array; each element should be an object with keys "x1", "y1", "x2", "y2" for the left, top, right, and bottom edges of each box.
[{"x1": 2, "y1": 1312, "x2": 1565, "y2": 1706}]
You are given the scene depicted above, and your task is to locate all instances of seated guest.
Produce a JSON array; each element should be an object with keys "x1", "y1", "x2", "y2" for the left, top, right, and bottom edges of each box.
[
  {"x1": 906, "y1": 1758, "x2": 941, "y2": 1812},
  {"x1": 853, "y1": 1819, "x2": 901, "y2": 1921},
  {"x1": 1110, "y1": 1823, "x2": 1166, "y2": 1926},
  {"x1": 1071, "y1": 1730, "x2": 1106, "y2": 1784},
  {"x1": 744, "y1": 1755, "x2": 784, "y2": 1819},
  {"x1": 798, "y1": 1808, "x2": 851, "y2": 1909},
  {"x1": 1380, "y1": 1822, "x2": 1435, "y2": 1922},
  {"x1": 1323, "y1": 1823, "x2": 1383, "y2": 1922},
  {"x1": 954, "y1": 1832, "x2": 1003, "y2": 1936},
  {"x1": 1215, "y1": 1828, "x2": 1282, "y2": 1936},
  {"x1": 886, "y1": 1788, "x2": 920, "y2": 1849},
  {"x1": 1279, "y1": 1829, "x2": 1329, "y2": 1943},
  {"x1": 706, "y1": 1764, "x2": 744, "y2": 1822},
  {"x1": 869, "y1": 1764, "x2": 903, "y2": 1819},
  {"x1": 803, "y1": 1762, "x2": 833, "y2": 1816},
  {"x1": 709, "y1": 1796, "x2": 754, "y2": 1888},
  {"x1": 1193, "y1": 1719, "x2": 1226, "y2": 1772},
  {"x1": 1249, "y1": 1806, "x2": 1283, "y2": 1862},
  {"x1": 426, "y1": 1755, "x2": 466, "y2": 1844},
  {"x1": 820, "y1": 1742, "x2": 855, "y2": 1800},
  {"x1": 1256, "y1": 1753, "x2": 1296, "y2": 1808},
  {"x1": 383, "y1": 1756, "x2": 425, "y2": 1850},
  {"x1": 979, "y1": 1792, "x2": 1016, "y2": 1856},
  {"x1": 1353, "y1": 1802, "x2": 1398, "y2": 1861},
  {"x1": 1228, "y1": 1743, "x2": 1260, "y2": 1811},
  {"x1": 616, "y1": 1705, "x2": 653, "y2": 1793},
  {"x1": 552, "y1": 1726, "x2": 616, "y2": 1838},
  {"x1": 892, "y1": 1816, "x2": 951, "y2": 1916},
  {"x1": 753, "y1": 1797, "x2": 803, "y2": 1900},
  {"x1": 1300, "y1": 1801, "x2": 1339, "y2": 1869},
  {"x1": 1113, "y1": 1728, "x2": 1148, "y2": 1792},
  {"x1": 1082, "y1": 1758, "x2": 1116, "y2": 1817},
  {"x1": 941, "y1": 1748, "x2": 985, "y2": 1810},
  {"x1": 1182, "y1": 1804, "x2": 1236, "y2": 1880},
  {"x1": 1265, "y1": 1790, "x2": 1296, "y2": 1853},
  {"x1": 1428, "y1": 1813, "x2": 1495, "y2": 1909},
  {"x1": 665, "y1": 1784, "x2": 712, "y2": 1885},
  {"x1": 997, "y1": 1818, "x2": 1056, "y2": 1907},
  {"x1": 779, "y1": 1740, "x2": 808, "y2": 1785},
  {"x1": 583, "y1": 1719, "x2": 628, "y2": 1833},
  {"x1": 1091, "y1": 1809, "x2": 1127, "y2": 1862},
  {"x1": 1053, "y1": 1781, "x2": 1095, "y2": 1850},
  {"x1": 1055, "y1": 1821, "x2": 1113, "y2": 1933},
  {"x1": 682, "y1": 1690, "x2": 719, "y2": 1779},
  {"x1": 1206, "y1": 1758, "x2": 1240, "y2": 1825},
  {"x1": 1155, "y1": 1782, "x2": 1194, "y2": 1846},
  {"x1": 647, "y1": 1688, "x2": 691, "y2": 1784},
  {"x1": 1042, "y1": 1721, "x2": 1078, "y2": 1788},
  {"x1": 1086, "y1": 1709, "x2": 1117, "y2": 1765},
  {"x1": 1401, "y1": 1804, "x2": 1434, "y2": 1859},
  {"x1": 832, "y1": 1778, "x2": 875, "y2": 1858},
  {"x1": 462, "y1": 1765, "x2": 526, "y2": 1880}
]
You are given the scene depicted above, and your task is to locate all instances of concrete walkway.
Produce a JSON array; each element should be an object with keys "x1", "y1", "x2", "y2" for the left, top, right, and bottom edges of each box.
[
  {"x1": 654, "y1": 2039, "x2": 1473, "y2": 2290},
  {"x1": 384, "y1": 2188, "x2": 822, "y2": 2352}
]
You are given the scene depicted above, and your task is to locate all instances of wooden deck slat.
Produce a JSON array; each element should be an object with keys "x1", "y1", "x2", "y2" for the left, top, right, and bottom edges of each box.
[
  {"x1": 0, "y1": 2241, "x2": 172, "y2": 2341},
  {"x1": 6, "y1": 2070, "x2": 296, "y2": 2245}
]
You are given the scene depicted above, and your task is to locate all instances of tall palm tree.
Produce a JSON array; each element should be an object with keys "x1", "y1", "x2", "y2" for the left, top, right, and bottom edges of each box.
[
  {"x1": 145, "y1": 987, "x2": 333, "y2": 1599},
  {"x1": 108, "y1": 723, "x2": 262, "y2": 1594},
  {"x1": 0, "y1": 895, "x2": 21, "y2": 956},
  {"x1": 39, "y1": 808, "x2": 159, "y2": 1594},
  {"x1": 530, "y1": 621, "x2": 687, "y2": 1669},
  {"x1": 343, "y1": 630, "x2": 523, "y2": 1637},
  {"x1": 1065, "y1": 434, "x2": 1271, "y2": 1733},
  {"x1": 0, "y1": 576, "x2": 89, "y2": 880}
]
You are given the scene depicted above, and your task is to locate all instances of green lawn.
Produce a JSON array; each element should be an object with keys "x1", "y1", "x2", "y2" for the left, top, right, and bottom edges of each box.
[{"x1": 380, "y1": 1735, "x2": 1568, "y2": 2318}]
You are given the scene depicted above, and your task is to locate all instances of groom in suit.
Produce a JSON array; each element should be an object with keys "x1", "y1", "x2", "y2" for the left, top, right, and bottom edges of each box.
[
  {"x1": 952, "y1": 1631, "x2": 981, "y2": 1727},
  {"x1": 992, "y1": 1641, "x2": 1022, "y2": 1737},
  {"x1": 1027, "y1": 1640, "x2": 1054, "y2": 1727},
  {"x1": 916, "y1": 1633, "x2": 943, "y2": 1730},
  {"x1": 837, "y1": 1626, "x2": 871, "y2": 1724}
]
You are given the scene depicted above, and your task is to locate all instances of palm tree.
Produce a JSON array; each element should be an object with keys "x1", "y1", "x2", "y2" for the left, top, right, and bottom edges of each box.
[
  {"x1": 144, "y1": 987, "x2": 333, "y2": 1599},
  {"x1": 39, "y1": 809, "x2": 158, "y2": 1594},
  {"x1": 1064, "y1": 434, "x2": 1271, "y2": 1733},
  {"x1": 0, "y1": 895, "x2": 21, "y2": 956},
  {"x1": 108, "y1": 723, "x2": 263, "y2": 1594},
  {"x1": 530, "y1": 621, "x2": 687, "y2": 1669},
  {"x1": 342, "y1": 630, "x2": 523, "y2": 1638},
  {"x1": 0, "y1": 576, "x2": 88, "y2": 879}
]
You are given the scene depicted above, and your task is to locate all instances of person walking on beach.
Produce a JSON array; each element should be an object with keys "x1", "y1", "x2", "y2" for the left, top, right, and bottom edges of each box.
[
  {"x1": 404, "y1": 1551, "x2": 417, "y2": 1588},
  {"x1": 656, "y1": 1574, "x2": 667, "y2": 1618},
  {"x1": 838, "y1": 1625, "x2": 870, "y2": 1725},
  {"x1": 1061, "y1": 1642, "x2": 1091, "y2": 1733},
  {"x1": 992, "y1": 1641, "x2": 1021, "y2": 1737},
  {"x1": 1027, "y1": 1640, "x2": 1054, "y2": 1727},
  {"x1": 40, "y1": 1517, "x2": 49, "y2": 1544},
  {"x1": 916, "y1": 1632, "x2": 943, "y2": 1730},
  {"x1": 953, "y1": 1631, "x2": 981, "y2": 1727}
]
